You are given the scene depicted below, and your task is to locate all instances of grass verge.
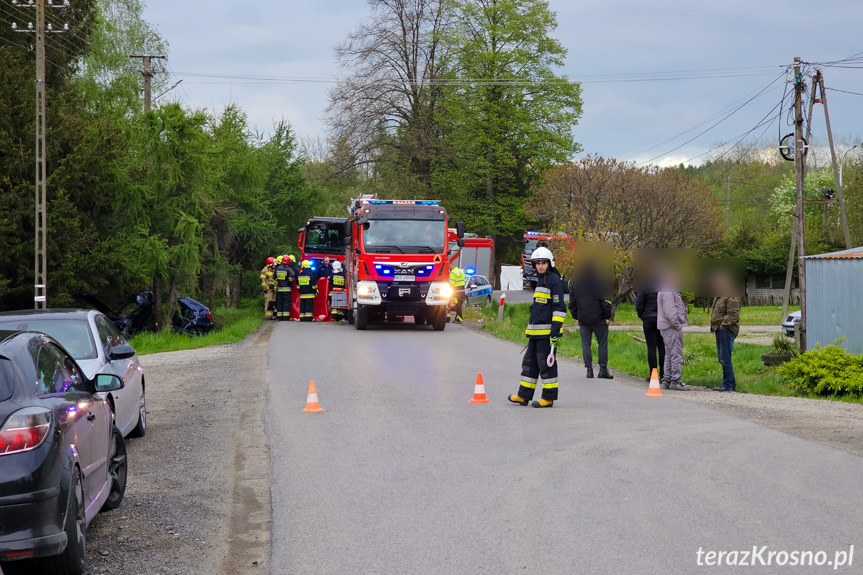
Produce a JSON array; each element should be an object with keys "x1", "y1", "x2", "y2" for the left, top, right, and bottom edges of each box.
[
  {"x1": 466, "y1": 303, "x2": 859, "y2": 403},
  {"x1": 609, "y1": 302, "x2": 798, "y2": 327},
  {"x1": 130, "y1": 299, "x2": 263, "y2": 355}
]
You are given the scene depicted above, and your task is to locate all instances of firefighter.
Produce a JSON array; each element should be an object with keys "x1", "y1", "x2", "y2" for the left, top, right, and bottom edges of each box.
[
  {"x1": 329, "y1": 260, "x2": 347, "y2": 321},
  {"x1": 449, "y1": 265, "x2": 466, "y2": 323},
  {"x1": 297, "y1": 260, "x2": 317, "y2": 322},
  {"x1": 260, "y1": 257, "x2": 277, "y2": 320},
  {"x1": 274, "y1": 256, "x2": 295, "y2": 321},
  {"x1": 508, "y1": 247, "x2": 566, "y2": 408}
]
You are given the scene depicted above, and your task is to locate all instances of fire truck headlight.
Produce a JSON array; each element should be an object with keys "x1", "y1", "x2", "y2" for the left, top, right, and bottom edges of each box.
[
  {"x1": 440, "y1": 284, "x2": 453, "y2": 298},
  {"x1": 357, "y1": 281, "x2": 382, "y2": 305}
]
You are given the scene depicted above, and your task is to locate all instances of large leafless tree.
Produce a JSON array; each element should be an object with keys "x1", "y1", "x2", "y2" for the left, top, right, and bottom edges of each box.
[{"x1": 326, "y1": 0, "x2": 451, "y2": 188}]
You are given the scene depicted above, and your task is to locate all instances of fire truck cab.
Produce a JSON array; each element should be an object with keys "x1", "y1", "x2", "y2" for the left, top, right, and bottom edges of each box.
[{"x1": 347, "y1": 195, "x2": 463, "y2": 330}]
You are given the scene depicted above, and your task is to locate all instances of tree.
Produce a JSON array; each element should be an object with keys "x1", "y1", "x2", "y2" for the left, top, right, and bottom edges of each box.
[{"x1": 436, "y1": 0, "x2": 582, "y2": 266}]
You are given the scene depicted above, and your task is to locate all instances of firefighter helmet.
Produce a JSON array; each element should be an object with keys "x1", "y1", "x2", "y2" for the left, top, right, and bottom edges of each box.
[
  {"x1": 266, "y1": 256, "x2": 275, "y2": 266},
  {"x1": 332, "y1": 261, "x2": 343, "y2": 273},
  {"x1": 531, "y1": 246, "x2": 555, "y2": 268},
  {"x1": 288, "y1": 255, "x2": 297, "y2": 263},
  {"x1": 301, "y1": 260, "x2": 312, "y2": 269}
]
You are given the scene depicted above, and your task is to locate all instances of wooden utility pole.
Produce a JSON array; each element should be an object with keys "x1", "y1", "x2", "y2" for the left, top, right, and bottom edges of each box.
[
  {"x1": 793, "y1": 57, "x2": 807, "y2": 350},
  {"x1": 130, "y1": 55, "x2": 165, "y2": 113},
  {"x1": 815, "y1": 68, "x2": 852, "y2": 249}
]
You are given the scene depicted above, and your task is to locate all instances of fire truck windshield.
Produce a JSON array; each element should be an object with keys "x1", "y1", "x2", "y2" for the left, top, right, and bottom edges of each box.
[
  {"x1": 363, "y1": 219, "x2": 446, "y2": 254},
  {"x1": 305, "y1": 224, "x2": 345, "y2": 255},
  {"x1": 524, "y1": 239, "x2": 538, "y2": 254}
]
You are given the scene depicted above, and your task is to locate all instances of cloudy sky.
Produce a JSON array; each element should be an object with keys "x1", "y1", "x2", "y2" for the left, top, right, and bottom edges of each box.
[{"x1": 143, "y1": 0, "x2": 863, "y2": 166}]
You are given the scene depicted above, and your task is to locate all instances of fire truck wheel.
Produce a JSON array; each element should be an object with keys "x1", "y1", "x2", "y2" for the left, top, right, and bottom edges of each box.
[
  {"x1": 431, "y1": 309, "x2": 446, "y2": 331},
  {"x1": 355, "y1": 305, "x2": 369, "y2": 330},
  {"x1": 414, "y1": 313, "x2": 426, "y2": 325}
]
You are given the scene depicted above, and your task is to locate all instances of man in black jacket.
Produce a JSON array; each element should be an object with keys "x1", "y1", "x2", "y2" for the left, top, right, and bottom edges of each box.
[
  {"x1": 508, "y1": 247, "x2": 566, "y2": 408},
  {"x1": 569, "y1": 264, "x2": 613, "y2": 379},
  {"x1": 636, "y1": 288, "x2": 665, "y2": 383}
]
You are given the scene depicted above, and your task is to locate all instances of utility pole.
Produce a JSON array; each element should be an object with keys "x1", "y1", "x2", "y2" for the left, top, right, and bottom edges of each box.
[
  {"x1": 130, "y1": 55, "x2": 165, "y2": 113},
  {"x1": 11, "y1": 0, "x2": 68, "y2": 309},
  {"x1": 815, "y1": 68, "x2": 852, "y2": 249},
  {"x1": 793, "y1": 57, "x2": 807, "y2": 351}
]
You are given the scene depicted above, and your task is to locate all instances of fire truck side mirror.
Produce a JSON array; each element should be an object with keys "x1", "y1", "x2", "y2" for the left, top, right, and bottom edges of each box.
[{"x1": 456, "y1": 221, "x2": 465, "y2": 239}]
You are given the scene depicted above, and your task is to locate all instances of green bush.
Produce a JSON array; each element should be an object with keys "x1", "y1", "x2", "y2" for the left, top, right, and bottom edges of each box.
[{"x1": 777, "y1": 345, "x2": 863, "y2": 397}]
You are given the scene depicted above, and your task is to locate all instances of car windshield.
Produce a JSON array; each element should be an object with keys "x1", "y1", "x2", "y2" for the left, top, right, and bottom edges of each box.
[
  {"x1": 0, "y1": 358, "x2": 13, "y2": 401},
  {"x1": 304, "y1": 224, "x2": 345, "y2": 255},
  {"x1": 363, "y1": 220, "x2": 446, "y2": 254},
  {"x1": 0, "y1": 319, "x2": 97, "y2": 360}
]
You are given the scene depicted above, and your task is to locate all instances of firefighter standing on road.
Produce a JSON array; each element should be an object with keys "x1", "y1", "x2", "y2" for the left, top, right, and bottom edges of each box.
[
  {"x1": 298, "y1": 260, "x2": 317, "y2": 322},
  {"x1": 329, "y1": 260, "x2": 347, "y2": 321},
  {"x1": 508, "y1": 247, "x2": 566, "y2": 408},
  {"x1": 274, "y1": 256, "x2": 296, "y2": 321},
  {"x1": 449, "y1": 266, "x2": 466, "y2": 323},
  {"x1": 260, "y1": 257, "x2": 277, "y2": 320}
]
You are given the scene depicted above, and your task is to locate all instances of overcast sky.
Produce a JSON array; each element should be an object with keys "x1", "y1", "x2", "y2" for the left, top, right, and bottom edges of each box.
[{"x1": 143, "y1": 0, "x2": 863, "y2": 166}]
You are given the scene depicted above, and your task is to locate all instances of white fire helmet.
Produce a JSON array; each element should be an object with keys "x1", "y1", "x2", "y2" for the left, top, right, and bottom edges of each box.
[
  {"x1": 332, "y1": 261, "x2": 343, "y2": 273},
  {"x1": 531, "y1": 246, "x2": 555, "y2": 268}
]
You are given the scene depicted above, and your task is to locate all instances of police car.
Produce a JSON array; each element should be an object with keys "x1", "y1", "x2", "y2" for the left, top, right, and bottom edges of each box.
[{"x1": 464, "y1": 273, "x2": 494, "y2": 307}]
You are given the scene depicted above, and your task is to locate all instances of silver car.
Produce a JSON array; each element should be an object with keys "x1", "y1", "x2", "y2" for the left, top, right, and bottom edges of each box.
[
  {"x1": 465, "y1": 274, "x2": 494, "y2": 307},
  {"x1": 782, "y1": 310, "x2": 801, "y2": 337},
  {"x1": 0, "y1": 309, "x2": 146, "y2": 438}
]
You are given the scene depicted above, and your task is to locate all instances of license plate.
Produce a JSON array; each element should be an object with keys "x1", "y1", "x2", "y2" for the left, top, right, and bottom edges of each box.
[{"x1": 394, "y1": 275, "x2": 415, "y2": 282}]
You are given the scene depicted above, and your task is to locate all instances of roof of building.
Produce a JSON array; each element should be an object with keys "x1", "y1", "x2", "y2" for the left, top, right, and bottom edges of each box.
[{"x1": 805, "y1": 246, "x2": 863, "y2": 260}]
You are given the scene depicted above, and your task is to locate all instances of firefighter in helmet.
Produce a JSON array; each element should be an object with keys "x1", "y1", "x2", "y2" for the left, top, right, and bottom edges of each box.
[
  {"x1": 260, "y1": 256, "x2": 277, "y2": 320},
  {"x1": 449, "y1": 265, "x2": 466, "y2": 323},
  {"x1": 508, "y1": 246, "x2": 566, "y2": 408},
  {"x1": 329, "y1": 260, "x2": 347, "y2": 321},
  {"x1": 274, "y1": 255, "x2": 296, "y2": 321},
  {"x1": 297, "y1": 260, "x2": 317, "y2": 321}
]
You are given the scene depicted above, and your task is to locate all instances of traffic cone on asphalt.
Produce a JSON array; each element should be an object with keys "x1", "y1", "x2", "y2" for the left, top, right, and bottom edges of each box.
[
  {"x1": 468, "y1": 373, "x2": 491, "y2": 403},
  {"x1": 302, "y1": 380, "x2": 324, "y2": 413},
  {"x1": 645, "y1": 368, "x2": 664, "y2": 398}
]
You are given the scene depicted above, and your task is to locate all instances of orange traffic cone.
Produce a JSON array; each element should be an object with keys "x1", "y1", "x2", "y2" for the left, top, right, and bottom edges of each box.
[
  {"x1": 468, "y1": 373, "x2": 491, "y2": 403},
  {"x1": 645, "y1": 368, "x2": 664, "y2": 398},
  {"x1": 302, "y1": 380, "x2": 324, "y2": 412}
]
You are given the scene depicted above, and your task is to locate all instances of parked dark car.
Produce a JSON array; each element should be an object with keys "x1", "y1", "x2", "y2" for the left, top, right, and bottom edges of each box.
[
  {"x1": 79, "y1": 292, "x2": 213, "y2": 338},
  {"x1": 0, "y1": 331, "x2": 127, "y2": 575}
]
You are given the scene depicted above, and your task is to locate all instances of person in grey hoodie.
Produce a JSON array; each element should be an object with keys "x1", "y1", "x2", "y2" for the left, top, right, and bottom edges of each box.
[{"x1": 656, "y1": 288, "x2": 691, "y2": 391}]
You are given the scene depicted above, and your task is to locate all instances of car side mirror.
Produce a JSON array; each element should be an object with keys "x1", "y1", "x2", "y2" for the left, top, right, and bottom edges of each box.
[
  {"x1": 108, "y1": 344, "x2": 136, "y2": 361},
  {"x1": 95, "y1": 373, "x2": 124, "y2": 392}
]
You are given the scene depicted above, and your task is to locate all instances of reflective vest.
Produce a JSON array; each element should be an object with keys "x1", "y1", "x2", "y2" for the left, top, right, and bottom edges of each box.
[
  {"x1": 330, "y1": 272, "x2": 346, "y2": 290},
  {"x1": 274, "y1": 264, "x2": 294, "y2": 291},
  {"x1": 449, "y1": 267, "x2": 466, "y2": 291}
]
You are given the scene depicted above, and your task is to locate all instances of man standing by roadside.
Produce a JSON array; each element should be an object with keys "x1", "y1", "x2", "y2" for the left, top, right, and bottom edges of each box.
[
  {"x1": 710, "y1": 272, "x2": 741, "y2": 392},
  {"x1": 657, "y1": 285, "x2": 691, "y2": 391},
  {"x1": 449, "y1": 266, "x2": 466, "y2": 324},
  {"x1": 636, "y1": 285, "x2": 664, "y2": 382},
  {"x1": 260, "y1": 257, "x2": 277, "y2": 320},
  {"x1": 569, "y1": 264, "x2": 613, "y2": 379}
]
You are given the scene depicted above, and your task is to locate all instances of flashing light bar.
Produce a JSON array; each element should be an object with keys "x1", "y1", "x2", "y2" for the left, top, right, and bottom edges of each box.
[
  {"x1": 466, "y1": 267, "x2": 476, "y2": 274},
  {"x1": 364, "y1": 200, "x2": 441, "y2": 206}
]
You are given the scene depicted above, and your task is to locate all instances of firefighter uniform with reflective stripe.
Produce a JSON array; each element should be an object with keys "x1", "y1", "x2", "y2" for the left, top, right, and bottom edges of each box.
[
  {"x1": 260, "y1": 264, "x2": 277, "y2": 319},
  {"x1": 329, "y1": 269, "x2": 347, "y2": 321},
  {"x1": 298, "y1": 265, "x2": 317, "y2": 322},
  {"x1": 449, "y1": 267, "x2": 466, "y2": 322},
  {"x1": 274, "y1": 261, "x2": 295, "y2": 320},
  {"x1": 516, "y1": 269, "x2": 566, "y2": 402}
]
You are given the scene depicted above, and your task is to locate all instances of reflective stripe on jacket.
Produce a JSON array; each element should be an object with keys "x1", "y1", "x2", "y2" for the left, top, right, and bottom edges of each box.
[{"x1": 525, "y1": 270, "x2": 566, "y2": 339}]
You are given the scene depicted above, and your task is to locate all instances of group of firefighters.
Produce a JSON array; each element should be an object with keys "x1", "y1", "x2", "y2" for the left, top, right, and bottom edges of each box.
[
  {"x1": 259, "y1": 255, "x2": 346, "y2": 322},
  {"x1": 259, "y1": 255, "x2": 469, "y2": 324}
]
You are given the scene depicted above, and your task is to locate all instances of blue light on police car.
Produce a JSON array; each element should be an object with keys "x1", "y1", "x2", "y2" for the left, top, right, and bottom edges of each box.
[{"x1": 466, "y1": 267, "x2": 475, "y2": 274}]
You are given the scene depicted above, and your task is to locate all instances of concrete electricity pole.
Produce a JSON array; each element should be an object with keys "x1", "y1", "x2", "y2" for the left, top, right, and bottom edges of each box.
[
  {"x1": 130, "y1": 55, "x2": 165, "y2": 112},
  {"x1": 11, "y1": 0, "x2": 69, "y2": 309},
  {"x1": 793, "y1": 57, "x2": 807, "y2": 351}
]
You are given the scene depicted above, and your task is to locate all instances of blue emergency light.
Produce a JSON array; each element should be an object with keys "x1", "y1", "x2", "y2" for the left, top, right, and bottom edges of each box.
[
  {"x1": 466, "y1": 267, "x2": 476, "y2": 275},
  {"x1": 366, "y1": 200, "x2": 440, "y2": 206}
]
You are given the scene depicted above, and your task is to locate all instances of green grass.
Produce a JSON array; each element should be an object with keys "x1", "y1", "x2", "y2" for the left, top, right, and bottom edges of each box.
[
  {"x1": 610, "y1": 303, "x2": 799, "y2": 327},
  {"x1": 467, "y1": 303, "x2": 860, "y2": 402},
  {"x1": 129, "y1": 299, "x2": 263, "y2": 355}
]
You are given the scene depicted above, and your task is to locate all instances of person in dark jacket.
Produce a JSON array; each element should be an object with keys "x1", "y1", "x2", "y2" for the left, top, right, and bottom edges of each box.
[
  {"x1": 317, "y1": 257, "x2": 333, "y2": 282},
  {"x1": 273, "y1": 256, "x2": 296, "y2": 321},
  {"x1": 569, "y1": 264, "x2": 613, "y2": 379},
  {"x1": 508, "y1": 247, "x2": 566, "y2": 408},
  {"x1": 636, "y1": 288, "x2": 665, "y2": 382},
  {"x1": 297, "y1": 260, "x2": 317, "y2": 321}
]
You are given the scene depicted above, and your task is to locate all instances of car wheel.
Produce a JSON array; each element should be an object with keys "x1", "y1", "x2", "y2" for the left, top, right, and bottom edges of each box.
[
  {"x1": 129, "y1": 389, "x2": 147, "y2": 438},
  {"x1": 29, "y1": 468, "x2": 87, "y2": 575},
  {"x1": 485, "y1": 295, "x2": 492, "y2": 307},
  {"x1": 102, "y1": 426, "x2": 127, "y2": 512}
]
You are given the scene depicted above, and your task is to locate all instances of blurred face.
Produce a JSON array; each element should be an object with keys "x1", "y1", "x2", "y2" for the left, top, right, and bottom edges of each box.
[{"x1": 535, "y1": 260, "x2": 550, "y2": 275}]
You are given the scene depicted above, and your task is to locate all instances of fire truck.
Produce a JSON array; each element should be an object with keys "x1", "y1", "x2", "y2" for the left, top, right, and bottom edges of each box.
[
  {"x1": 522, "y1": 231, "x2": 571, "y2": 289},
  {"x1": 297, "y1": 217, "x2": 349, "y2": 320},
  {"x1": 449, "y1": 234, "x2": 495, "y2": 284},
  {"x1": 346, "y1": 195, "x2": 463, "y2": 330}
]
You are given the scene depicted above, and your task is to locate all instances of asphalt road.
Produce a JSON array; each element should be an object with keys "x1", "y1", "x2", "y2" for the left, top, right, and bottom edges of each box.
[{"x1": 266, "y1": 322, "x2": 863, "y2": 575}]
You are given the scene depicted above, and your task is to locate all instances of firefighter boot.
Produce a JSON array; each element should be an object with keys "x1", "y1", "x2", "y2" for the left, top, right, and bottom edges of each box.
[
  {"x1": 531, "y1": 399, "x2": 554, "y2": 408},
  {"x1": 508, "y1": 395, "x2": 529, "y2": 406}
]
